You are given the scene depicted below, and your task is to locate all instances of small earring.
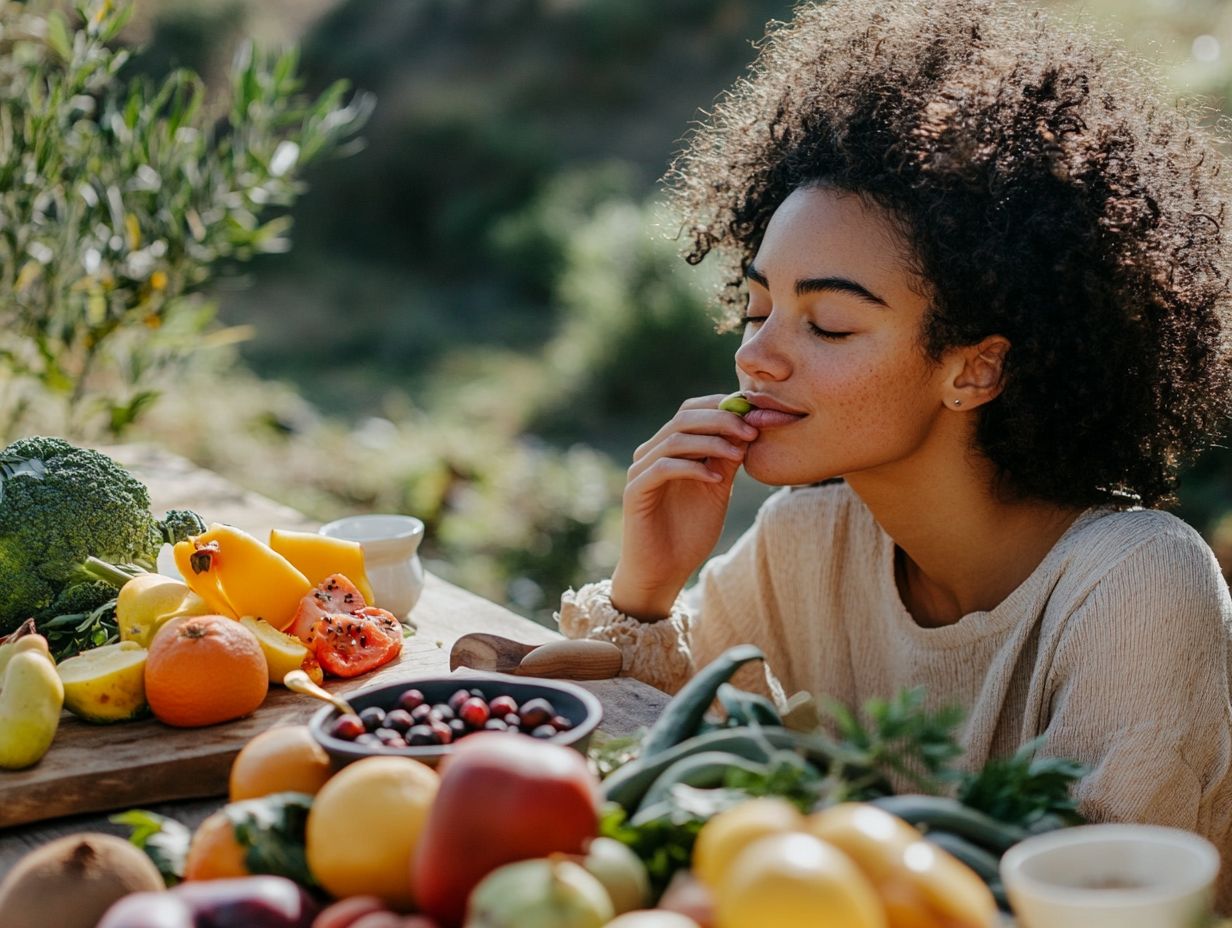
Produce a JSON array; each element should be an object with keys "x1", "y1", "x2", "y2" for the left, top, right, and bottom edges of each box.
[{"x1": 952, "y1": 399, "x2": 962, "y2": 407}]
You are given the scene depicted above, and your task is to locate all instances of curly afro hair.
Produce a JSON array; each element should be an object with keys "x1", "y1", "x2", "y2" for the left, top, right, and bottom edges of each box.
[{"x1": 667, "y1": 0, "x2": 1232, "y2": 509}]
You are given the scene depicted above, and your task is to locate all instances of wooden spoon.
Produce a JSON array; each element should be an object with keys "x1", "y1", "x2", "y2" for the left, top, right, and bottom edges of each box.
[
  {"x1": 449, "y1": 632, "x2": 623, "y2": 680},
  {"x1": 283, "y1": 668, "x2": 358, "y2": 716}
]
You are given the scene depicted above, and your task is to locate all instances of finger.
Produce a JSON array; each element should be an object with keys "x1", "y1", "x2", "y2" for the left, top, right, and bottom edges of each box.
[
  {"x1": 626, "y1": 457, "x2": 726, "y2": 498},
  {"x1": 627, "y1": 434, "x2": 747, "y2": 483},
  {"x1": 633, "y1": 409, "x2": 758, "y2": 462}
]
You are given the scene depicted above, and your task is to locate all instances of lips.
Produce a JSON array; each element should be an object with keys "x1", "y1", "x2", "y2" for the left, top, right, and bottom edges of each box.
[{"x1": 742, "y1": 393, "x2": 807, "y2": 429}]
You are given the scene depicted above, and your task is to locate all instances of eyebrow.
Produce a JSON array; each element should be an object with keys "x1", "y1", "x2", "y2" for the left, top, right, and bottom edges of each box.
[{"x1": 745, "y1": 265, "x2": 889, "y2": 308}]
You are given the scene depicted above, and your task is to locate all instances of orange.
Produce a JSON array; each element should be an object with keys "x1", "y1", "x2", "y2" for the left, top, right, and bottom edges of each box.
[
  {"x1": 145, "y1": 615, "x2": 269, "y2": 727},
  {"x1": 184, "y1": 809, "x2": 248, "y2": 881},
  {"x1": 229, "y1": 725, "x2": 334, "y2": 801}
]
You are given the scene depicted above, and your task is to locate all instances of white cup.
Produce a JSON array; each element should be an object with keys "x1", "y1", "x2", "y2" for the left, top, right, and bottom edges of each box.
[
  {"x1": 318, "y1": 514, "x2": 425, "y2": 621},
  {"x1": 1000, "y1": 823, "x2": 1220, "y2": 928}
]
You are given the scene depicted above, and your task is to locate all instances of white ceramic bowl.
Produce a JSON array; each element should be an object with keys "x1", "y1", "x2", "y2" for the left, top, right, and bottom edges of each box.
[
  {"x1": 319, "y1": 513, "x2": 425, "y2": 619},
  {"x1": 1000, "y1": 823, "x2": 1219, "y2": 928}
]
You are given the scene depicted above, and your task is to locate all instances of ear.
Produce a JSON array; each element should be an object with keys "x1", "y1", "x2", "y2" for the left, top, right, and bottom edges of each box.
[{"x1": 946, "y1": 335, "x2": 1010, "y2": 410}]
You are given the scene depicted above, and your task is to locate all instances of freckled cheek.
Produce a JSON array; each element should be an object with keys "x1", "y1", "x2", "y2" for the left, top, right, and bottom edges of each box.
[{"x1": 807, "y1": 359, "x2": 931, "y2": 445}]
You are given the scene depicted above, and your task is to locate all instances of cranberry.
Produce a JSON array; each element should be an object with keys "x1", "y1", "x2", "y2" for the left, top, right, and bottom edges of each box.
[
  {"x1": 459, "y1": 697, "x2": 490, "y2": 728},
  {"x1": 330, "y1": 714, "x2": 365, "y2": 740},
  {"x1": 384, "y1": 708, "x2": 414, "y2": 734},
  {"x1": 410, "y1": 703, "x2": 434, "y2": 723},
  {"x1": 449, "y1": 718, "x2": 467, "y2": 738},
  {"x1": 359, "y1": 707, "x2": 386, "y2": 731},
  {"x1": 355, "y1": 733, "x2": 380, "y2": 746},
  {"x1": 504, "y1": 713, "x2": 522, "y2": 728},
  {"x1": 398, "y1": 689, "x2": 426, "y2": 712},
  {"x1": 483, "y1": 718, "x2": 509, "y2": 731},
  {"x1": 430, "y1": 703, "x2": 456, "y2": 723},
  {"x1": 430, "y1": 719, "x2": 454, "y2": 744},
  {"x1": 489, "y1": 695, "x2": 519, "y2": 717},
  {"x1": 407, "y1": 724, "x2": 438, "y2": 746},
  {"x1": 469, "y1": 688, "x2": 485, "y2": 697},
  {"x1": 550, "y1": 715, "x2": 574, "y2": 732},
  {"x1": 530, "y1": 724, "x2": 558, "y2": 739},
  {"x1": 518, "y1": 698, "x2": 554, "y2": 729},
  {"x1": 448, "y1": 688, "x2": 473, "y2": 713},
  {"x1": 375, "y1": 728, "x2": 405, "y2": 746}
]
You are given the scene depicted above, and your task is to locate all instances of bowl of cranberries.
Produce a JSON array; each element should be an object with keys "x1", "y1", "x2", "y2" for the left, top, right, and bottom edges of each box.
[{"x1": 308, "y1": 672, "x2": 604, "y2": 768}]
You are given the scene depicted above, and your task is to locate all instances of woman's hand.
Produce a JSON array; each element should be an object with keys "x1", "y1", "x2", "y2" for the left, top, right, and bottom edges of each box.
[{"x1": 610, "y1": 394, "x2": 759, "y2": 619}]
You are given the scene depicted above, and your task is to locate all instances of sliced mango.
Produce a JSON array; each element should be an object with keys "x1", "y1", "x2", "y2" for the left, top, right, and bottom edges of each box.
[{"x1": 269, "y1": 528, "x2": 375, "y2": 606}]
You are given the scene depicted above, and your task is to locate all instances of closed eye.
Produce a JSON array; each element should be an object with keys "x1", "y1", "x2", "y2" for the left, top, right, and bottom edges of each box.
[{"x1": 810, "y1": 323, "x2": 851, "y2": 340}]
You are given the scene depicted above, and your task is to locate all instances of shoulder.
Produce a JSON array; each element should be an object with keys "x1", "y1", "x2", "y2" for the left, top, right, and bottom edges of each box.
[
  {"x1": 1053, "y1": 507, "x2": 1231, "y2": 642},
  {"x1": 1064, "y1": 507, "x2": 1223, "y2": 583}
]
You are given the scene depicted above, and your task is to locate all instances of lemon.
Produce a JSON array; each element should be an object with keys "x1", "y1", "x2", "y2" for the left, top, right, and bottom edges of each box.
[
  {"x1": 56, "y1": 642, "x2": 148, "y2": 723},
  {"x1": 240, "y1": 615, "x2": 310, "y2": 684},
  {"x1": 306, "y1": 755, "x2": 439, "y2": 909},
  {"x1": 693, "y1": 797, "x2": 804, "y2": 888},
  {"x1": 714, "y1": 832, "x2": 886, "y2": 928}
]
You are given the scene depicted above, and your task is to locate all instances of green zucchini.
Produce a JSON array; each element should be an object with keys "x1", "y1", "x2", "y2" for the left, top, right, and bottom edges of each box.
[
  {"x1": 636, "y1": 751, "x2": 771, "y2": 814},
  {"x1": 601, "y1": 726, "x2": 778, "y2": 812},
  {"x1": 869, "y1": 794, "x2": 1027, "y2": 854},
  {"x1": 922, "y1": 830, "x2": 1010, "y2": 911},
  {"x1": 717, "y1": 682, "x2": 782, "y2": 727},
  {"x1": 638, "y1": 644, "x2": 766, "y2": 759}
]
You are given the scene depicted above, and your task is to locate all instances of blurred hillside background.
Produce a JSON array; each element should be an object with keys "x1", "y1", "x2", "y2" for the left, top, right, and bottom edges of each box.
[{"x1": 9, "y1": 0, "x2": 1232, "y2": 623}]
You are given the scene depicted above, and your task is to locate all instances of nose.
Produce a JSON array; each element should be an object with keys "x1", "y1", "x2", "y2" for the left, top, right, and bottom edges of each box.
[{"x1": 735, "y1": 315, "x2": 791, "y2": 383}]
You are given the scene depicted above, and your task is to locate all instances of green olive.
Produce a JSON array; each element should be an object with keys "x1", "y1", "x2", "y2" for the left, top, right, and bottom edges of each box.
[{"x1": 718, "y1": 391, "x2": 753, "y2": 416}]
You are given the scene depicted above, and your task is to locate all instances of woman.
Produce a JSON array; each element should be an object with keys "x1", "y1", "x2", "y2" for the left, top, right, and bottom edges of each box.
[{"x1": 558, "y1": 0, "x2": 1232, "y2": 907}]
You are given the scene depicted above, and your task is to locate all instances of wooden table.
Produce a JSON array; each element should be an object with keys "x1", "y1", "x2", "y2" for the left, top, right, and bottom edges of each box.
[{"x1": 0, "y1": 444, "x2": 669, "y2": 876}]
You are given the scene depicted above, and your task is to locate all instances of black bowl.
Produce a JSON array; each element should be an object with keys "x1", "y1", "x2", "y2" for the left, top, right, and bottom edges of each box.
[{"x1": 308, "y1": 672, "x2": 603, "y2": 769}]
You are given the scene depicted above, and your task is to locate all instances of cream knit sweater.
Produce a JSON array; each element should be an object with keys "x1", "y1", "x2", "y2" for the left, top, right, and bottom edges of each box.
[{"x1": 557, "y1": 481, "x2": 1232, "y2": 909}]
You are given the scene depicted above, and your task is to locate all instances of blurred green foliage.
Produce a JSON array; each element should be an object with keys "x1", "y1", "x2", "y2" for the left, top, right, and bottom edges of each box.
[
  {"x1": 13, "y1": 0, "x2": 1232, "y2": 620},
  {"x1": 0, "y1": 0, "x2": 371, "y2": 438}
]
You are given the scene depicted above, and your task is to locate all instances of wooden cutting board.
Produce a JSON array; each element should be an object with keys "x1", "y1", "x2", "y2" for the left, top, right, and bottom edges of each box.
[{"x1": 0, "y1": 572, "x2": 668, "y2": 829}]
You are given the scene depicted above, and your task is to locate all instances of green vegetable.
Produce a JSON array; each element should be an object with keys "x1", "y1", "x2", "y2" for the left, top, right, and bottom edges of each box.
[
  {"x1": 639, "y1": 644, "x2": 765, "y2": 759},
  {"x1": 0, "y1": 437, "x2": 203, "y2": 635},
  {"x1": 718, "y1": 392, "x2": 753, "y2": 415},
  {"x1": 868, "y1": 794, "x2": 1028, "y2": 854},
  {"x1": 717, "y1": 682, "x2": 781, "y2": 727},
  {"x1": 921, "y1": 830, "x2": 1009, "y2": 910},
  {"x1": 602, "y1": 726, "x2": 778, "y2": 812},
  {"x1": 636, "y1": 751, "x2": 772, "y2": 815}
]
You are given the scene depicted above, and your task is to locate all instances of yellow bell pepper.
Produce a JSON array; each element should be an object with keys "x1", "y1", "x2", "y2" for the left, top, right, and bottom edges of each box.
[
  {"x1": 173, "y1": 524, "x2": 312, "y2": 630},
  {"x1": 268, "y1": 527, "x2": 375, "y2": 605}
]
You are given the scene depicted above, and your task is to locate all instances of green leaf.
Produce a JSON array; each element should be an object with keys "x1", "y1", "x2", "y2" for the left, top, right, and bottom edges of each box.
[
  {"x1": 109, "y1": 809, "x2": 189, "y2": 886},
  {"x1": 225, "y1": 791, "x2": 317, "y2": 888},
  {"x1": 45, "y1": 13, "x2": 72, "y2": 62}
]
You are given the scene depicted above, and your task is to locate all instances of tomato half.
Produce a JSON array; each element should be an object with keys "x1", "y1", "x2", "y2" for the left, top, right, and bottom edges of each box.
[{"x1": 310, "y1": 606, "x2": 403, "y2": 678}]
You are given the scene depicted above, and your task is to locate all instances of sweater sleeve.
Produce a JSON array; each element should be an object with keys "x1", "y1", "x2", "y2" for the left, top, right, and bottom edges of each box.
[
  {"x1": 555, "y1": 489, "x2": 799, "y2": 700},
  {"x1": 1041, "y1": 526, "x2": 1232, "y2": 910}
]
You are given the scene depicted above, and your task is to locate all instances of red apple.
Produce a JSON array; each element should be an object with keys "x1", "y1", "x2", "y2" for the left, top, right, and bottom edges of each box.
[{"x1": 411, "y1": 732, "x2": 600, "y2": 927}]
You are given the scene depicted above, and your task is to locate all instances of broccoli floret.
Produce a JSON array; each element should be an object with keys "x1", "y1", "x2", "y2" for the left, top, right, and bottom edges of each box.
[
  {"x1": 157, "y1": 508, "x2": 207, "y2": 546},
  {"x1": 34, "y1": 580, "x2": 118, "y2": 625},
  {"x1": 0, "y1": 436, "x2": 202, "y2": 635}
]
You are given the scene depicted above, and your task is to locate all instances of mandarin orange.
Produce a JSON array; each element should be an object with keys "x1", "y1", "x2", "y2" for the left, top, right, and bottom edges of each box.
[
  {"x1": 145, "y1": 615, "x2": 269, "y2": 727},
  {"x1": 183, "y1": 809, "x2": 249, "y2": 881},
  {"x1": 229, "y1": 724, "x2": 333, "y2": 801}
]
